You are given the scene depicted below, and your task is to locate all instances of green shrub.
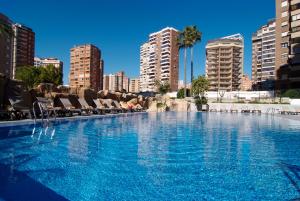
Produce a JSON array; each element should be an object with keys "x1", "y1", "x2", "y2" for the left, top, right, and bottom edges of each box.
[
  {"x1": 194, "y1": 96, "x2": 207, "y2": 105},
  {"x1": 177, "y1": 88, "x2": 185, "y2": 99},
  {"x1": 282, "y1": 89, "x2": 300, "y2": 99}
]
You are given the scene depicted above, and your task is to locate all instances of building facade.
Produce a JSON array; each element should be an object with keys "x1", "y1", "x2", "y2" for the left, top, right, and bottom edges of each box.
[
  {"x1": 140, "y1": 27, "x2": 179, "y2": 92},
  {"x1": 34, "y1": 57, "x2": 63, "y2": 68},
  {"x1": 34, "y1": 57, "x2": 63, "y2": 84},
  {"x1": 240, "y1": 75, "x2": 253, "y2": 91},
  {"x1": 69, "y1": 44, "x2": 102, "y2": 91},
  {"x1": 12, "y1": 23, "x2": 35, "y2": 78},
  {"x1": 103, "y1": 71, "x2": 129, "y2": 92},
  {"x1": 129, "y1": 78, "x2": 140, "y2": 93},
  {"x1": 0, "y1": 13, "x2": 13, "y2": 78},
  {"x1": 275, "y1": 0, "x2": 300, "y2": 90},
  {"x1": 100, "y1": 59, "x2": 104, "y2": 90},
  {"x1": 252, "y1": 20, "x2": 276, "y2": 90},
  {"x1": 205, "y1": 34, "x2": 244, "y2": 91}
]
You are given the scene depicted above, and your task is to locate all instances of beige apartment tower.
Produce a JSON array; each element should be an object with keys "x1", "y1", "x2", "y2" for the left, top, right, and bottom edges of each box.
[
  {"x1": 103, "y1": 71, "x2": 129, "y2": 92},
  {"x1": 129, "y1": 78, "x2": 140, "y2": 93},
  {"x1": 252, "y1": 20, "x2": 276, "y2": 90},
  {"x1": 205, "y1": 34, "x2": 244, "y2": 91},
  {"x1": 69, "y1": 44, "x2": 103, "y2": 91},
  {"x1": 140, "y1": 27, "x2": 179, "y2": 92},
  {"x1": 275, "y1": 0, "x2": 300, "y2": 89}
]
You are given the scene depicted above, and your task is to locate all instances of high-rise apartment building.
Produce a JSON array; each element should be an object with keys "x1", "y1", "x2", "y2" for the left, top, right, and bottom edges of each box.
[
  {"x1": 0, "y1": 13, "x2": 13, "y2": 78},
  {"x1": 252, "y1": 20, "x2": 276, "y2": 90},
  {"x1": 103, "y1": 71, "x2": 129, "y2": 92},
  {"x1": 140, "y1": 42, "x2": 150, "y2": 92},
  {"x1": 100, "y1": 59, "x2": 104, "y2": 90},
  {"x1": 241, "y1": 75, "x2": 253, "y2": 91},
  {"x1": 275, "y1": 0, "x2": 300, "y2": 89},
  {"x1": 34, "y1": 57, "x2": 63, "y2": 69},
  {"x1": 123, "y1": 76, "x2": 129, "y2": 92},
  {"x1": 205, "y1": 34, "x2": 244, "y2": 91},
  {"x1": 34, "y1": 57, "x2": 63, "y2": 84},
  {"x1": 129, "y1": 78, "x2": 140, "y2": 93},
  {"x1": 140, "y1": 27, "x2": 179, "y2": 92},
  {"x1": 69, "y1": 44, "x2": 103, "y2": 91},
  {"x1": 12, "y1": 23, "x2": 35, "y2": 78}
]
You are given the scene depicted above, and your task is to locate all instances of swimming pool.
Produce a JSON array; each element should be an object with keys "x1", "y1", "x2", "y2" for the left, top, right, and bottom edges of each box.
[{"x1": 0, "y1": 112, "x2": 299, "y2": 201}]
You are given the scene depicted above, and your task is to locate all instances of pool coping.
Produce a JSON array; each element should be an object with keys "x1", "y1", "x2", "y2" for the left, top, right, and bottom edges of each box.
[
  {"x1": 0, "y1": 111, "x2": 299, "y2": 128},
  {"x1": 0, "y1": 112, "x2": 148, "y2": 127}
]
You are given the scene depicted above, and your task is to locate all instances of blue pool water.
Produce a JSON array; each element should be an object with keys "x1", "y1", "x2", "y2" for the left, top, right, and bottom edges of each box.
[{"x1": 0, "y1": 112, "x2": 300, "y2": 201}]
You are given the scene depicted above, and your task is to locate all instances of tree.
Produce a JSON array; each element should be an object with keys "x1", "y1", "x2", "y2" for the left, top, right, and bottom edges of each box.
[
  {"x1": 177, "y1": 88, "x2": 185, "y2": 99},
  {"x1": 192, "y1": 75, "x2": 209, "y2": 97},
  {"x1": 189, "y1": 26, "x2": 202, "y2": 83},
  {"x1": 155, "y1": 80, "x2": 170, "y2": 95},
  {"x1": 282, "y1": 89, "x2": 300, "y2": 99},
  {"x1": 178, "y1": 27, "x2": 194, "y2": 98},
  {"x1": 15, "y1": 66, "x2": 41, "y2": 89},
  {"x1": 15, "y1": 65, "x2": 63, "y2": 89},
  {"x1": 39, "y1": 65, "x2": 63, "y2": 85}
]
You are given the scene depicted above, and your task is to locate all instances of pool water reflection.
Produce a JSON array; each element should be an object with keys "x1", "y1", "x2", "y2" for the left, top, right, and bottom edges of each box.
[{"x1": 0, "y1": 113, "x2": 299, "y2": 201}]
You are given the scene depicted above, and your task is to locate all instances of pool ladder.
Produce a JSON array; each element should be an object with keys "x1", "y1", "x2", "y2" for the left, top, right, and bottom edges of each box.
[{"x1": 32, "y1": 101, "x2": 57, "y2": 124}]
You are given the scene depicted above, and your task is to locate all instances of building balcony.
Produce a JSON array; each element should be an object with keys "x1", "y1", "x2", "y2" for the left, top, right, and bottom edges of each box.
[{"x1": 291, "y1": 31, "x2": 300, "y2": 39}]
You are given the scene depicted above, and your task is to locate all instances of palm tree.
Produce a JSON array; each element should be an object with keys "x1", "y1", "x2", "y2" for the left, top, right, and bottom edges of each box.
[
  {"x1": 190, "y1": 26, "x2": 202, "y2": 83},
  {"x1": 178, "y1": 27, "x2": 193, "y2": 97}
]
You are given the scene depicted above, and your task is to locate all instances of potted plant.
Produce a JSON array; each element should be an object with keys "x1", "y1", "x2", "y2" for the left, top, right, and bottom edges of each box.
[
  {"x1": 192, "y1": 75, "x2": 209, "y2": 111},
  {"x1": 194, "y1": 96, "x2": 208, "y2": 111}
]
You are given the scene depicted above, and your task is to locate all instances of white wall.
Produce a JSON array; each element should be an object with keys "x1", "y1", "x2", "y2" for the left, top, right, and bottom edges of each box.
[
  {"x1": 167, "y1": 91, "x2": 275, "y2": 100},
  {"x1": 205, "y1": 91, "x2": 274, "y2": 100},
  {"x1": 290, "y1": 99, "x2": 300, "y2": 106}
]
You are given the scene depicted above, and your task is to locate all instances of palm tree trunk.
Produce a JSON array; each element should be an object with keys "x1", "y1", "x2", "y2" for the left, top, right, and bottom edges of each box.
[
  {"x1": 184, "y1": 47, "x2": 187, "y2": 97},
  {"x1": 190, "y1": 46, "x2": 194, "y2": 96},
  {"x1": 191, "y1": 46, "x2": 194, "y2": 82}
]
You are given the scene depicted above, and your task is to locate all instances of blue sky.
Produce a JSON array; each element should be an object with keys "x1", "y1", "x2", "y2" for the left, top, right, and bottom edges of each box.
[{"x1": 1, "y1": 0, "x2": 275, "y2": 84}]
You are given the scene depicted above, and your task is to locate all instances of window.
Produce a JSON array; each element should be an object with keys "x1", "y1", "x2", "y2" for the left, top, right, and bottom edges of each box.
[
  {"x1": 292, "y1": 14, "x2": 300, "y2": 21},
  {"x1": 281, "y1": 1, "x2": 288, "y2": 7},
  {"x1": 292, "y1": 26, "x2": 300, "y2": 33},
  {"x1": 282, "y1": 32, "x2": 288, "y2": 37},
  {"x1": 291, "y1": 3, "x2": 300, "y2": 11},
  {"x1": 281, "y1": 21, "x2": 288, "y2": 27},
  {"x1": 281, "y1": 42, "x2": 288, "y2": 48},
  {"x1": 282, "y1": 11, "x2": 288, "y2": 18}
]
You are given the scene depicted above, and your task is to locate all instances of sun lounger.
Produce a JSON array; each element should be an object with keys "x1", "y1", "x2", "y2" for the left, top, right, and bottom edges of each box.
[
  {"x1": 126, "y1": 102, "x2": 143, "y2": 112},
  {"x1": 219, "y1": 105, "x2": 229, "y2": 113},
  {"x1": 241, "y1": 106, "x2": 250, "y2": 113},
  {"x1": 35, "y1": 97, "x2": 62, "y2": 119},
  {"x1": 58, "y1": 98, "x2": 82, "y2": 116},
  {"x1": 209, "y1": 105, "x2": 217, "y2": 112},
  {"x1": 101, "y1": 99, "x2": 122, "y2": 113},
  {"x1": 280, "y1": 105, "x2": 298, "y2": 115},
  {"x1": 251, "y1": 105, "x2": 261, "y2": 114},
  {"x1": 113, "y1": 100, "x2": 128, "y2": 113},
  {"x1": 230, "y1": 104, "x2": 238, "y2": 113},
  {"x1": 5, "y1": 80, "x2": 33, "y2": 119},
  {"x1": 77, "y1": 98, "x2": 93, "y2": 115},
  {"x1": 93, "y1": 99, "x2": 111, "y2": 114}
]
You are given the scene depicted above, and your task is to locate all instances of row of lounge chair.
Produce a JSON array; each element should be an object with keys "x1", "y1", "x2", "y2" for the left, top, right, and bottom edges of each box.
[
  {"x1": 1, "y1": 95, "x2": 144, "y2": 121},
  {"x1": 35, "y1": 97, "x2": 144, "y2": 120},
  {"x1": 209, "y1": 104, "x2": 300, "y2": 115}
]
